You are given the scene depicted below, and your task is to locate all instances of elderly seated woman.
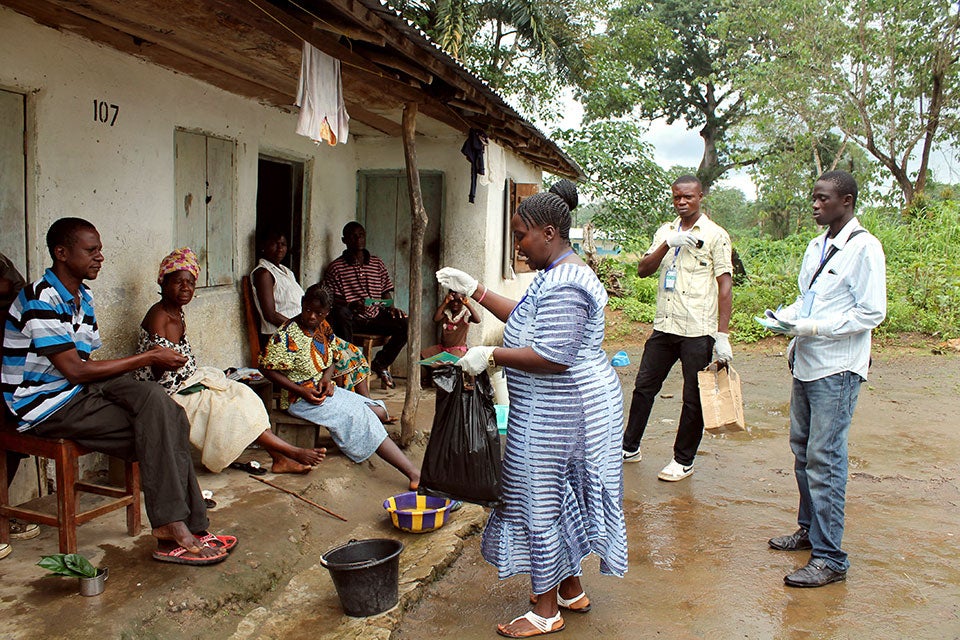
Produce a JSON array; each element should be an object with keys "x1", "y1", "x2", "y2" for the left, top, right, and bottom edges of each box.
[
  {"x1": 259, "y1": 284, "x2": 420, "y2": 490},
  {"x1": 136, "y1": 248, "x2": 326, "y2": 474}
]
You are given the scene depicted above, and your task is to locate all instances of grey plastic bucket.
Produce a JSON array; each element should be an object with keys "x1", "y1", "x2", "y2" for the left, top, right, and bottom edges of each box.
[{"x1": 320, "y1": 538, "x2": 403, "y2": 617}]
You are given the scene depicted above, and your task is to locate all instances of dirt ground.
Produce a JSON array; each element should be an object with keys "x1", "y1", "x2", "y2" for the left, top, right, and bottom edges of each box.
[
  {"x1": 395, "y1": 326, "x2": 960, "y2": 640},
  {"x1": 2, "y1": 319, "x2": 959, "y2": 639}
]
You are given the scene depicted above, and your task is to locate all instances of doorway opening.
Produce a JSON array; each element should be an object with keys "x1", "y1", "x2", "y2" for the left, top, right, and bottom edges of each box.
[{"x1": 256, "y1": 155, "x2": 305, "y2": 278}]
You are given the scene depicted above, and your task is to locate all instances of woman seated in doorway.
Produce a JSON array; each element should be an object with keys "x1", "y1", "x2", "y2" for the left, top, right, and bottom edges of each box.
[
  {"x1": 136, "y1": 248, "x2": 326, "y2": 474},
  {"x1": 259, "y1": 284, "x2": 420, "y2": 490},
  {"x1": 251, "y1": 228, "x2": 376, "y2": 399}
]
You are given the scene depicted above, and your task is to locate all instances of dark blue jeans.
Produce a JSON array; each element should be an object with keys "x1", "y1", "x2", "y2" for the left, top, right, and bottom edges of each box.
[
  {"x1": 622, "y1": 330, "x2": 714, "y2": 466},
  {"x1": 790, "y1": 371, "x2": 863, "y2": 572}
]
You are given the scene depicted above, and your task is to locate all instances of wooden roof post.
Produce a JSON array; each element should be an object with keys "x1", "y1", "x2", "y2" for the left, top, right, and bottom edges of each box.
[{"x1": 400, "y1": 101, "x2": 427, "y2": 446}]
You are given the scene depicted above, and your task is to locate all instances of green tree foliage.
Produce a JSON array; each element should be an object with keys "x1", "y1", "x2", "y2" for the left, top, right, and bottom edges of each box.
[
  {"x1": 394, "y1": 0, "x2": 595, "y2": 121},
  {"x1": 749, "y1": 133, "x2": 877, "y2": 238},
  {"x1": 553, "y1": 120, "x2": 670, "y2": 244},
  {"x1": 703, "y1": 185, "x2": 757, "y2": 235},
  {"x1": 723, "y1": 0, "x2": 960, "y2": 205},
  {"x1": 585, "y1": 0, "x2": 770, "y2": 191}
]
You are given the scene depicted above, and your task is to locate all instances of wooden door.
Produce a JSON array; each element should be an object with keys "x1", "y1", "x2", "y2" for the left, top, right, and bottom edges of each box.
[
  {"x1": 0, "y1": 89, "x2": 27, "y2": 271},
  {"x1": 358, "y1": 171, "x2": 443, "y2": 371}
]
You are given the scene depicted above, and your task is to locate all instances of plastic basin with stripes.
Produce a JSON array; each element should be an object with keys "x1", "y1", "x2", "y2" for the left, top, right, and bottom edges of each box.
[{"x1": 382, "y1": 492, "x2": 455, "y2": 533}]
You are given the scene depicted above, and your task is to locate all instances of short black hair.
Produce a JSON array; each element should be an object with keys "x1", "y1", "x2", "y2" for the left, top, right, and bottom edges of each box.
[
  {"x1": 548, "y1": 179, "x2": 579, "y2": 212},
  {"x1": 342, "y1": 221, "x2": 364, "y2": 237},
  {"x1": 516, "y1": 192, "x2": 571, "y2": 241},
  {"x1": 672, "y1": 174, "x2": 702, "y2": 190},
  {"x1": 302, "y1": 283, "x2": 332, "y2": 309},
  {"x1": 817, "y1": 170, "x2": 858, "y2": 207},
  {"x1": 256, "y1": 227, "x2": 288, "y2": 250},
  {"x1": 46, "y1": 217, "x2": 96, "y2": 261}
]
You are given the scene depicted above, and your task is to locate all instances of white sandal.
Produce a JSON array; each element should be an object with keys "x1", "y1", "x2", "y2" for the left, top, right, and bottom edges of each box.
[
  {"x1": 529, "y1": 590, "x2": 592, "y2": 613},
  {"x1": 496, "y1": 610, "x2": 565, "y2": 638}
]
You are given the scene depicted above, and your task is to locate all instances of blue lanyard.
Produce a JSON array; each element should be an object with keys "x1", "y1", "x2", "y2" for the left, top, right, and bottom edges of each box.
[
  {"x1": 546, "y1": 250, "x2": 574, "y2": 271},
  {"x1": 511, "y1": 250, "x2": 575, "y2": 317}
]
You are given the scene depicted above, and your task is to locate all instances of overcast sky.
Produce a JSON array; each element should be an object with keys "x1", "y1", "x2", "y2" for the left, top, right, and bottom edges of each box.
[{"x1": 557, "y1": 95, "x2": 960, "y2": 202}]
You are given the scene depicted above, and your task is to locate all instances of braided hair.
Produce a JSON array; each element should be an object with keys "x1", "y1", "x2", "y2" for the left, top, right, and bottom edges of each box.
[
  {"x1": 548, "y1": 179, "x2": 579, "y2": 212},
  {"x1": 302, "y1": 283, "x2": 333, "y2": 310},
  {"x1": 517, "y1": 192, "x2": 571, "y2": 241}
]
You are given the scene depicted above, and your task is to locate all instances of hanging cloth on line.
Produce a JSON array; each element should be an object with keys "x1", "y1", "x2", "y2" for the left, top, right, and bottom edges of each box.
[
  {"x1": 460, "y1": 128, "x2": 488, "y2": 203},
  {"x1": 295, "y1": 43, "x2": 350, "y2": 146}
]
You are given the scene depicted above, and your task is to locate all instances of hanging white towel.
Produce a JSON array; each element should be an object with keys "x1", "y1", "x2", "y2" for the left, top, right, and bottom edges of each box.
[{"x1": 296, "y1": 43, "x2": 350, "y2": 145}]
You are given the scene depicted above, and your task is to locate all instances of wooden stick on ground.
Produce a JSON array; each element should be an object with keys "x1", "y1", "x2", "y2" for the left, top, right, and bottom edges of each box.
[{"x1": 249, "y1": 475, "x2": 348, "y2": 522}]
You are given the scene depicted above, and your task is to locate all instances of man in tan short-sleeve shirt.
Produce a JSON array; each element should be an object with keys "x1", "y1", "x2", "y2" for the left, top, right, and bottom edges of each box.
[{"x1": 622, "y1": 175, "x2": 733, "y2": 481}]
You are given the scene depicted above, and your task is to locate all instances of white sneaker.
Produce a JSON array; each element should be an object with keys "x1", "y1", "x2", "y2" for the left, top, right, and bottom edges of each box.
[
  {"x1": 658, "y1": 459, "x2": 694, "y2": 482},
  {"x1": 0, "y1": 543, "x2": 11, "y2": 560},
  {"x1": 622, "y1": 447, "x2": 642, "y2": 463}
]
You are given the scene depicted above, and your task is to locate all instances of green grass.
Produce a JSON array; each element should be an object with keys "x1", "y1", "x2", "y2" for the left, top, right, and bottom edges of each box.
[{"x1": 604, "y1": 200, "x2": 960, "y2": 342}]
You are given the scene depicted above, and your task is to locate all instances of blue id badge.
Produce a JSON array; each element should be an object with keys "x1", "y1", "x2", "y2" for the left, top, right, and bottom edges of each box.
[
  {"x1": 663, "y1": 266, "x2": 677, "y2": 291},
  {"x1": 800, "y1": 290, "x2": 816, "y2": 318}
]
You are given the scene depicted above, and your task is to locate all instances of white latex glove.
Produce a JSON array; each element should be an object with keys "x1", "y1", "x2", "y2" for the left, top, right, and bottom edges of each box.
[
  {"x1": 666, "y1": 231, "x2": 698, "y2": 248},
  {"x1": 785, "y1": 318, "x2": 818, "y2": 337},
  {"x1": 436, "y1": 267, "x2": 478, "y2": 297},
  {"x1": 457, "y1": 346, "x2": 495, "y2": 375},
  {"x1": 713, "y1": 332, "x2": 733, "y2": 363}
]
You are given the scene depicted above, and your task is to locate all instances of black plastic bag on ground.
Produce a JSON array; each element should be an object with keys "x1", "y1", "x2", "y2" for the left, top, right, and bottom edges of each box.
[{"x1": 419, "y1": 365, "x2": 501, "y2": 507}]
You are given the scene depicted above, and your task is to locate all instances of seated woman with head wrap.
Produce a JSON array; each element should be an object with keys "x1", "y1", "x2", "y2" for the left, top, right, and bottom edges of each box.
[{"x1": 136, "y1": 248, "x2": 327, "y2": 474}]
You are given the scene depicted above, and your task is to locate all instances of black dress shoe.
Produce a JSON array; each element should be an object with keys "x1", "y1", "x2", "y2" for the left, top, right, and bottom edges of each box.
[
  {"x1": 784, "y1": 558, "x2": 846, "y2": 587},
  {"x1": 768, "y1": 528, "x2": 812, "y2": 551}
]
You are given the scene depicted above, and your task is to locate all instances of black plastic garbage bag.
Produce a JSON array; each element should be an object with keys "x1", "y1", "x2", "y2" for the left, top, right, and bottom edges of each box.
[{"x1": 420, "y1": 365, "x2": 501, "y2": 507}]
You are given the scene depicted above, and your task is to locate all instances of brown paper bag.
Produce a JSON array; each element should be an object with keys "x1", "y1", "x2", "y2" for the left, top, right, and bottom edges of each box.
[{"x1": 698, "y1": 361, "x2": 746, "y2": 433}]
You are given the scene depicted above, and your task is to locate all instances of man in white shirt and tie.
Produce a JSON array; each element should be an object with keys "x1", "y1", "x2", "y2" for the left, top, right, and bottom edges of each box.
[{"x1": 765, "y1": 170, "x2": 887, "y2": 588}]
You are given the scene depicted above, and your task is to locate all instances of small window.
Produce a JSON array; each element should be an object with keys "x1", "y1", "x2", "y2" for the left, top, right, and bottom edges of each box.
[
  {"x1": 503, "y1": 179, "x2": 538, "y2": 278},
  {"x1": 174, "y1": 129, "x2": 235, "y2": 286}
]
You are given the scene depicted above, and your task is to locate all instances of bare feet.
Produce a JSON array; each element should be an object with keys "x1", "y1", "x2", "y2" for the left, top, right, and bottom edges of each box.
[
  {"x1": 152, "y1": 521, "x2": 221, "y2": 559},
  {"x1": 270, "y1": 454, "x2": 313, "y2": 474},
  {"x1": 287, "y1": 446, "x2": 325, "y2": 466}
]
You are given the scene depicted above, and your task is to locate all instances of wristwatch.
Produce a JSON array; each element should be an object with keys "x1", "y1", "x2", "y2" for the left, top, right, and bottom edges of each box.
[{"x1": 487, "y1": 349, "x2": 497, "y2": 368}]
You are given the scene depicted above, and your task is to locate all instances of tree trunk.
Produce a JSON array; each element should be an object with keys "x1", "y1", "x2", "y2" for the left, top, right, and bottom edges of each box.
[
  {"x1": 698, "y1": 122, "x2": 721, "y2": 193},
  {"x1": 400, "y1": 102, "x2": 428, "y2": 446}
]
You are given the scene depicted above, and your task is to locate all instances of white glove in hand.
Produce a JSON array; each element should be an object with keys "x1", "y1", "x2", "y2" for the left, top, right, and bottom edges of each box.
[
  {"x1": 713, "y1": 332, "x2": 733, "y2": 363},
  {"x1": 457, "y1": 346, "x2": 495, "y2": 375},
  {"x1": 436, "y1": 267, "x2": 478, "y2": 297},
  {"x1": 786, "y1": 319, "x2": 818, "y2": 337},
  {"x1": 666, "y1": 231, "x2": 698, "y2": 248}
]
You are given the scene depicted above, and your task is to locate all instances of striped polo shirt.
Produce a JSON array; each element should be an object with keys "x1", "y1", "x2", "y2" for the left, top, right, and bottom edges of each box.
[
  {"x1": 323, "y1": 250, "x2": 394, "y2": 320},
  {"x1": 1, "y1": 269, "x2": 101, "y2": 430}
]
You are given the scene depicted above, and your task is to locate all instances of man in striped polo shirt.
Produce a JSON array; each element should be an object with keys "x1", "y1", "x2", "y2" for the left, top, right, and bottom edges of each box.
[
  {"x1": 324, "y1": 221, "x2": 408, "y2": 388},
  {"x1": 1, "y1": 218, "x2": 231, "y2": 565}
]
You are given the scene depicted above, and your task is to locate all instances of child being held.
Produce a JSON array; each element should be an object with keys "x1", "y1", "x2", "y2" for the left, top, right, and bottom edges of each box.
[{"x1": 420, "y1": 290, "x2": 480, "y2": 360}]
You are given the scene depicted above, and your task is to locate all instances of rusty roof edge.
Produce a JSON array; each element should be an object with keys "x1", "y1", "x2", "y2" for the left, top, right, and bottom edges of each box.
[{"x1": 355, "y1": 0, "x2": 585, "y2": 181}]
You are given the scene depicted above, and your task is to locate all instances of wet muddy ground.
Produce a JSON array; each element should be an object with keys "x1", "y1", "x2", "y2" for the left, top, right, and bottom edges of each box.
[{"x1": 395, "y1": 339, "x2": 960, "y2": 639}]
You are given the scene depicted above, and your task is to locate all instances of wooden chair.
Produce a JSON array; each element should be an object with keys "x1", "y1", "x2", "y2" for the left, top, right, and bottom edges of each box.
[
  {"x1": 0, "y1": 419, "x2": 141, "y2": 554},
  {"x1": 352, "y1": 333, "x2": 388, "y2": 366},
  {"x1": 240, "y1": 276, "x2": 331, "y2": 448}
]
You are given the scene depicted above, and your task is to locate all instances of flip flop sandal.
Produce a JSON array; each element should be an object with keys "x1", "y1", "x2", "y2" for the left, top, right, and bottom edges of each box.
[
  {"x1": 152, "y1": 543, "x2": 228, "y2": 566},
  {"x1": 229, "y1": 461, "x2": 266, "y2": 475},
  {"x1": 496, "y1": 611, "x2": 565, "y2": 638},
  {"x1": 195, "y1": 532, "x2": 238, "y2": 552},
  {"x1": 529, "y1": 591, "x2": 591, "y2": 613}
]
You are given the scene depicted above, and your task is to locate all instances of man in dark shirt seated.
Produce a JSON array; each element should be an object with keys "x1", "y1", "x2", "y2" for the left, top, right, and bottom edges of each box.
[
  {"x1": 323, "y1": 222, "x2": 408, "y2": 389},
  {"x1": 1, "y1": 218, "x2": 235, "y2": 565}
]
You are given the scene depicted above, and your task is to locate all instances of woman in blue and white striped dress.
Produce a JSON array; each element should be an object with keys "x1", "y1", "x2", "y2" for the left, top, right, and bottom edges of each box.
[{"x1": 437, "y1": 183, "x2": 627, "y2": 638}]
